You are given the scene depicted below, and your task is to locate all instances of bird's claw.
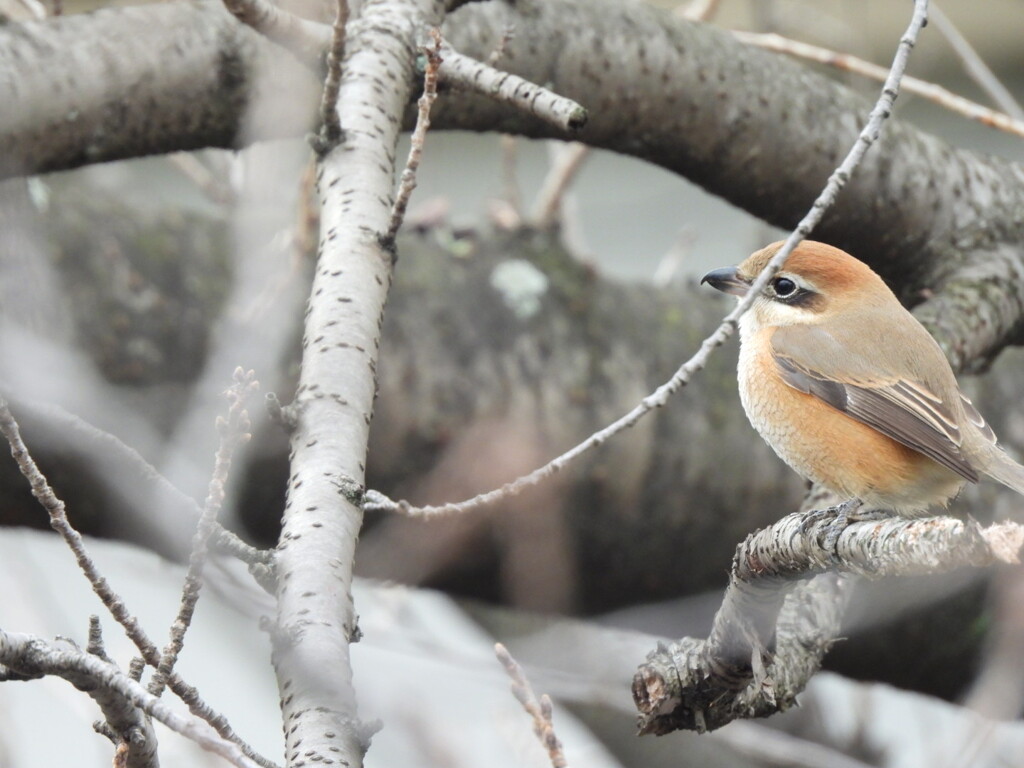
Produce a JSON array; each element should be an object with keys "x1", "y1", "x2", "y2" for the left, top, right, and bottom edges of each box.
[{"x1": 800, "y1": 499, "x2": 868, "y2": 559}]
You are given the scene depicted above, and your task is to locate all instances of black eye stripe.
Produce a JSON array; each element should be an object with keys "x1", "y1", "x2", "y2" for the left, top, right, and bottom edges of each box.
[
  {"x1": 783, "y1": 288, "x2": 821, "y2": 309},
  {"x1": 767, "y1": 276, "x2": 819, "y2": 308}
]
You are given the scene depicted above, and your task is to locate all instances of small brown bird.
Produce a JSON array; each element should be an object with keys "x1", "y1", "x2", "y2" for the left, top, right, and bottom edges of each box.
[{"x1": 702, "y1": 240, "x2": 1024, "y2": 523}]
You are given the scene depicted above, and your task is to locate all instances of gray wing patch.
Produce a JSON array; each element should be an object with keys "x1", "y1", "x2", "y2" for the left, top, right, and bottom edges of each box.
[{"x1": 774, "y1": 353, "x2": 979, "y2": 483}]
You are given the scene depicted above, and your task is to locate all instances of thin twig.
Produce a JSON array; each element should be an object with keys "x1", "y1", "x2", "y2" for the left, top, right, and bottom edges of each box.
[
  {"x1": 931, "y1": 3, "x2": 1024, "y2": 120},
  {"x1": 219, "y1": 0, "x2": 330, "y2": 66},
  {"x1": 4, "y1": 394, "x2": 271, "y2": 568},
  {"x1": 0, "y1": 393, "x2": 279, "y2": 768},
  {"x1": 677, "y1": 0, "x2": 723, "y2": 21},
  {"x1": 495, "y1": 643, "x2": 568, "y2": 768},
  {"x1": 315, "y1": 0, "x2": 350, "y2": 153},
  {"x1": 486, "y1": 25, "x2": 516, "y2": 67},
  {"x1": 530, "y1": 142, "x2": 590, "y2": 229},
  {"x1": 14, "y1": 0, "x2": 45, "y2": 19},
  {"x1": 84, "y1": 617, "x2": 159, "y2": 767},
  {"x1": 149, "y1": 369, "x2": 258, "y2": 698},
  {"x1": 499, "y1": 135, "x2": 522, "y2": 218},
  {"x1": 168, "y1": 153, "x2": 236, "y2": 207},
  {"x1": 438, "y1": 39, "x2": 587, "y2": 133},
  {"x1": 734, "y1": 30, "x2": 1024, "y2": 140},
  {"x1": 0, "y1": 631, "x2": 261, "y2": 768},
  {"x1": 364, "y1": 0, "x2": 929, "y2": 520},
  {"x1": 385, "y1": 29, "x2": 443, "y2": 244}
]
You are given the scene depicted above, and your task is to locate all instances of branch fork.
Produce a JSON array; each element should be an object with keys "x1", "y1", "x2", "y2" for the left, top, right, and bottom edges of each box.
[{"x1": 632, "y1": 510, "x2": 1024, "y2": 735}]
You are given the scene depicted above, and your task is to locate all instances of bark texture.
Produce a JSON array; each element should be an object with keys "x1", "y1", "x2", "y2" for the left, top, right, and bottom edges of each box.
[
  {"x1": 270, "y1": 2, "x2": 445, "y2": 767},
  {"x1": 3, "y1": 0, "x2": 1024, "y2": 367},
  {"x1": 632, "y1": 513, "x2": 1019, "y2": 734}
]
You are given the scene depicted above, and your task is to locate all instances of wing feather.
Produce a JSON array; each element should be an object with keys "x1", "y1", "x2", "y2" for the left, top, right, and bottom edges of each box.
[{"x1": 771, "y1": 328, "x2": 979, "y2": 483}]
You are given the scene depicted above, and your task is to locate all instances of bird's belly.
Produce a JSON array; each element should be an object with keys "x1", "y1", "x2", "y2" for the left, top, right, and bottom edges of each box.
[{"x1": 737, "y1": 358, "x2": 964, "y2": 513}]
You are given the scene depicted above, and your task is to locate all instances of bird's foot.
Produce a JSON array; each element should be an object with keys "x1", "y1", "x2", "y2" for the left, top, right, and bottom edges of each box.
[
  {"x1": 799, "y1": 498, "x2": 861, "y2": 534},
  {"x1": 800, "y1": 499, "x2": 891, "y2": 555}
]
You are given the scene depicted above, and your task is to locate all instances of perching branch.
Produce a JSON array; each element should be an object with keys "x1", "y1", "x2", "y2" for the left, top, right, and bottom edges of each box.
[{"x1": 632, "y1": 515, "x2": 1024, "y2": 734}]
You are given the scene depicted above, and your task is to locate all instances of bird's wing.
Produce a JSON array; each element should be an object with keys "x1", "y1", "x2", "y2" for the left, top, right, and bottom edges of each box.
[{"x1": 770, "y1": 324, "x2": 980, "y2": 482}]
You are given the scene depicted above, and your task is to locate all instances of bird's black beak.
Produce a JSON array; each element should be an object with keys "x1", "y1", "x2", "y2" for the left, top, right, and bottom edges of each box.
[{"x1": 700, "y1": 266, "x2": 750, "y2": 297}]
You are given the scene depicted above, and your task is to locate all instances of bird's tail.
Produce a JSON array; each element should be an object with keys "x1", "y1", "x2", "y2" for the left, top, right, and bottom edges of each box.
[{"x1": 984, "y1": 447, "x2": 1024, "y2": 497}]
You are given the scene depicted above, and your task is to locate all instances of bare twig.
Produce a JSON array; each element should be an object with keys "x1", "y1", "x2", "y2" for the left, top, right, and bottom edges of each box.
[
  {"x1": 168, "y1": 153, "x2": 236, "y2": 207},
  {"x1": 438, "y1": 40, "x2": 588, "y2": 133},
  {"x1": 633, "y1": 514, "x2": 1021, "y2": 733},
  {"x1": 85, "y1": 617, "x2": 160, "y2": 767},
  {"x1": 931, "y1": 3, "x2": 1024, "y2": 120},
  {"x1": 3, "y1": 394, "x2": 271, "y2": 567},
  {"x1": 676, "y1": 0, "x2": 723, "y2": 21},
  {"x1": 530, "y1": 142, "x2": 590, "y2": 229},
  {"x1": 734, "y1": 30, "x2": 1024, "y2": 140},
  {"x1": 499, "y1": 135, "x2": 522, "y2": 218},
  {"x1": 486, "y1": 25, "x2": 515, "y2": 67},
  {"x1": 219, "y1": 0, "x2": 330, "y2": 66},
  {"x1": 385, "y1": 29, "x2": 443, "y2": 244},
  {"x1": 495, "y1": 643, "x2": 568, "y2": 768},
  {"x1": 0, "y1": 631, "x2": 261, "y2": 768},
  {"x1": 316, "y1": 0, "x2": 350, "y2": 152},
  {"x1": 0, "y1": 393, "x2": 278, "y2": 768},
  {"x1": 12, "y1": 0, "x2": 45, "y2": 19},
  {"x1": 149, "y1": 369, "x2": 258, "y2": 698}
]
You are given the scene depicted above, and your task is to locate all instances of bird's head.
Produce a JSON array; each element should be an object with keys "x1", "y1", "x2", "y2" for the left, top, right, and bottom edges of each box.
[{"x1": 701, "y1": 240, "x2": 894, "y2": 331}]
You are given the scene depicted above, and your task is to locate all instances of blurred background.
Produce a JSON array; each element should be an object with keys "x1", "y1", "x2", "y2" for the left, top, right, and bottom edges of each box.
[{"x1": 2, "y1": 0, "x2": 1024, "y2": 766}]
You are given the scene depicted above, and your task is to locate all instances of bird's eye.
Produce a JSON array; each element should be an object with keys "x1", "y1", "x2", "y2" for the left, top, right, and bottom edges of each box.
[{"x1": 772, "y1": 277, "x2": 797, "y2": 297}]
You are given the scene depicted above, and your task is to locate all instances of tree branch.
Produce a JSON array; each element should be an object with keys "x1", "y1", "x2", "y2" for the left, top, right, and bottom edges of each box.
[
  {"x1": 436, "y1": 39, "x2": 587, "y2": 133},
  {"x1": 0, "y1": 392, "x2": 277, "y2": 768},
  {"x1": 270, "y1": 3, "x2": 445, "y2": 767},
  {"x1": 3, "y1": 0, "x2": 1023, "y2": 360},
  {"x1": 0, "y1": 631, "x2": 263, "y2": 768},
  {"x1": 632, "y1": 515, "x2": 1024, "y2": 734},
  {"x1": 85, "y1": 617, "x2": 160, "y2": 768}
]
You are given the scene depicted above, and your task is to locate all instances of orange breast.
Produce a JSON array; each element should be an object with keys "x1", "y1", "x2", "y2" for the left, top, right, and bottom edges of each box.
[{"x1": 737, "y1": 328, "x2": 964, "y2": 513}]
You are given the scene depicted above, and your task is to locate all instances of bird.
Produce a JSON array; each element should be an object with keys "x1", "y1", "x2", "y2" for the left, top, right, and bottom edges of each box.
[{"x1": 701, "y1": 240, "x2": 1024, "y2": 535}]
